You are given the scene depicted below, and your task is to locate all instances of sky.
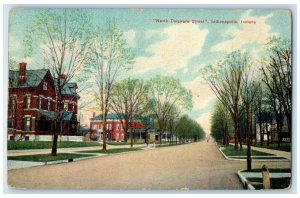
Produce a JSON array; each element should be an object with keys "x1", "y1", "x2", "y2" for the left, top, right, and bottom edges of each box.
[{"x1": 8, "y1": 8, "x2": 292, "y2": 134}]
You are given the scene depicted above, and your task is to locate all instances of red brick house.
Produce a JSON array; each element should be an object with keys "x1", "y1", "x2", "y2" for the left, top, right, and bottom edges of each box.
[
  {"x1": 90, "y1": 113, "x2": 145, "y2": 142},
  {"x1": 8, "y1": 62, "x2": 80, "y2": 140},
  {"x1": 56, "y1": 75, "x2": 80, "y2": 136}
]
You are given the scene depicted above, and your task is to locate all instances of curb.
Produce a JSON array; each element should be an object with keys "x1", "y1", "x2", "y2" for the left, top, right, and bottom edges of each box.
[
  {"x1": 45, "y1": 155, "x2": 98, "y2": 165},
  {"x1": 237, "y1": 170, "x2": 292, "y2": 190},
  {"x1": 237, "y1": 170, "x2": 255, "y2": 190}
]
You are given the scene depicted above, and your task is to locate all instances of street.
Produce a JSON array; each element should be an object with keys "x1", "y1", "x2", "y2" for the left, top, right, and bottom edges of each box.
[{"x1": 7, "y1": 141, "x2": 290, "y2": 190}]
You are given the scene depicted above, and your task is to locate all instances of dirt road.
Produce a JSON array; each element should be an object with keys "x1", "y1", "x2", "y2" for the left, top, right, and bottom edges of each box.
[{"x1": 7, "y1": 141, "x2": 290, "y2": 190}]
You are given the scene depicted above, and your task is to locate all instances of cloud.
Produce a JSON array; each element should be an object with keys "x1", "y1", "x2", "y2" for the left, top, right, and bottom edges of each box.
[
  {"x1": 182, "y1": 74, "x2": 216, "y2": 111},
  {"x1": 211, "y1": 10, "x2": 278, "y2": 53},
  {"x1": 183, "y1": 74, "x2": 216, "y2": 135},
  {"x1": 123, "y1": 29, "x2": 136, "y2": 48},
  {"x1": 133, "y1": 23, "x2": 209, "y2": 75},
  {"x1": 145, "y1": 29, "x2": 160, "y2": 39}
]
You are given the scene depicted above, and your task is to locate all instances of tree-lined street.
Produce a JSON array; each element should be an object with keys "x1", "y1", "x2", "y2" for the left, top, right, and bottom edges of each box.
[{"x1": 6, "y1": 8, "x2": 293, "y2": 191}]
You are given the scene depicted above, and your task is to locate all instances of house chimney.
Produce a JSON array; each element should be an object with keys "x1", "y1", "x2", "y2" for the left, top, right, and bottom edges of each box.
[
  {"x1": 18, "y1": 62, "x2": 27, "y2": 85},
  {"x1": 93, "y1": 112, "x2": 96, "y2": 118},
  {"x1": 58, "y1": 74, "x2": 66, "y2": 84}
]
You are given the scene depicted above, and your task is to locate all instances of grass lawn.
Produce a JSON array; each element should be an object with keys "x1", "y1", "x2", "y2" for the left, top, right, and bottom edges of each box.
[
  {"x1": 77, "y1": 147, "x2": 141, "y2": 154},
  {"x1": 8, "y1": 141, "x2": 101, "y2": 150},
  {"x1": 156, "y1": 143, "x2": 184, "y2": 148},
  {"x1": 107, "y1": 142, "x2": 144, "y2": 146},
  {"x1": 219, "y1": 144, "x2": 274, "y2": 156},
  {"x1": 253, "y1": 142, "x2": 291, "y2": 152},
  {"x1": 7, "y1": 153, "x2": 95, "y2": 162}
]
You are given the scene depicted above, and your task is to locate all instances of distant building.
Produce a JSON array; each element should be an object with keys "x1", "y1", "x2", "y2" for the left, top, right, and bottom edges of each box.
[
  {"x1": 255, "y1": 114, "x2": 290, "y2": 143},
  {"x1": 8, "y1": 62, "x2": 80, "y2": 141},
  {"x1": 89, "y1": 113, "x2": 145, "y2": 142}
]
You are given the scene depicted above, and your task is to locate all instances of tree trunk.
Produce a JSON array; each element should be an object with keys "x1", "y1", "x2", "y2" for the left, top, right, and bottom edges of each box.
[
  {"x1": 51, "y1": 91, "x2": 62, "y2": 156},
  {"x1": 250, "y1": 112, "x2": 253, "y2": 144},
  {"x1": 225, "y1": 122, "x2": 229, "y2": 145},
  {"x1": 124, "y1": 130, "x2": 128, "y2": 142},
  {"x1": 130, "y1": 129, "x2": 134, "y2": 148},
  {"x1": 286, "y1": 113, "x2": 291, "y2": 136},
  {"x1": 51, "y1": 118, "x2": 59, "y2": 156},
  {"x1": 276, "y1": 113, "x2": 284, "y2": 148},
  {"x1": 257, "y1": 105, "x2": 263, "y2": 146},
  {"x1": 247, "y1": 136, "x2": 252, "y2": 171},
  {"x1": 254, "y1": 115, "x2": 257, "y2": 144},
  {"x1": 144, "y1": 129, "x2": 148, "y2": 146},
  {"x1": 238, "y1": 119, "x2": 243, "y2": 150},
  {"x1": 246, "y1": 108, "x2": 252, "y2": 172},
  {"x1": 159, "y1": 131, "x2": 162, "y2": 144},
  {"x1": 102, "y1": 112, "x2": 108, "y2": 151},
  {"x1": 259, "y1": 115, "x2": 264, "y2": 146},
  {"x1": 266, "y1": 122, "x2": 270, "y2": 147},
  {"x1": 234, "y1": 118, "x2": 239, "y2": 149}
]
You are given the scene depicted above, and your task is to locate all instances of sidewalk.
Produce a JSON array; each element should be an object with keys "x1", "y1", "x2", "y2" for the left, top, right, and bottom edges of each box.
[
  {"x1": 249, "y1": 146, "x2": 291, "y2": 161},
  {"x1": 229, "y1": 143, "x2": 291, "y2": 161}
]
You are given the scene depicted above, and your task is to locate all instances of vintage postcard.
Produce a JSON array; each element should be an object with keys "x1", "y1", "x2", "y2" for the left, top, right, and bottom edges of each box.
[{"x1": 6, "y1": 7, "x2": 292, "y2": 190}]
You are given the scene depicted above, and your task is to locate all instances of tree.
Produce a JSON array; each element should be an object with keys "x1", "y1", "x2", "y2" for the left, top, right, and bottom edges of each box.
[
  {"x1": 8, "y1": 57, "x2": 18, "y2": 70},
  {"x1": 88, "y1": 20, "x2": 134, "y2": 151},
  {"x1": 165, "y1": 105, "x2": 181, "y2": 144},
  {"x1": 240, "y1": 80, "x2": 259, "y2": 171},
  {"x1": 261, "y1": 36, "x2": 292, "y2": 147},
  {"x1": 136, "y1": 113, "x2": 155, "y2": 146},
  {"x1": 24, "y1": 8, "x2": 93, "y2": 156},
  {"x1": 175, "y1": 115, "x2": 205, "y2": 143},
  {"x1": 202, "y1": 50, "x2": 251, "y2": 150},
  {"x1": 210, "y1": 101, "x2": 233, "y2": 145},
  {"x1": 146, "y1": 75, "x2": 193, "y2": 144},
  {"x1": 110, "y1": 78, "x2": 149, "y2": 147},
  {"x1": 252, "y1": 83, "x2": 265, "y2": 145}
]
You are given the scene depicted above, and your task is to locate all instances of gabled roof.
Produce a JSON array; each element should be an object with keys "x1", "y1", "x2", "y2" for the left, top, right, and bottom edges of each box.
[
  {"x1": 54, "y1": 79, "x2": 80, "y2": 99},
  {"x1": 90, "y1": 114, "x2": 122, "y2": 121},
  {"x1": 9, "y1": 69, "x2": 49, "y2": 88},
  {"x1": 61, "y1": 83, "x2": 80, "y2": 99},
  {"x1": 90, "y1": 113, "x2": 147, "y2": 123}
]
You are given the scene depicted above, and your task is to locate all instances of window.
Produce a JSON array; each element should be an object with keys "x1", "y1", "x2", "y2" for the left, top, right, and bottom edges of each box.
[
  {"x1": 47, "y1": 99, "x2": 51, "y2": 111},
  {"x1": 26, "y1": 96, "x2": 31, "y2": 109},
  {"x1": 106, "y1": 123, "x2": 111, "y2": 130},
  {"x1": 63, "y1": 102, "x2": 68, "y2": 111},
  {"x1": 43, "y1": 82, "x2": 48, "y2": 90},
  {"x1": 24, "y1": 117, "x2": 31, "y2": 131},
  {"x1": 38, "y1": 96, "x2": 42, "y2": 109},
  {"x1": 92, "y1": 124, "x2": 97, "y2": 130}
]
